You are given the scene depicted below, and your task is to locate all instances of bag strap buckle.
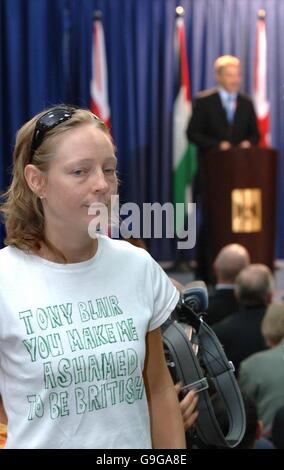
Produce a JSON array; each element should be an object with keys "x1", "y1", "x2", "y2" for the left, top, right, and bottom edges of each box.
[{"x1": 181, "y1": 377, "x2": 209, "y2": 395}]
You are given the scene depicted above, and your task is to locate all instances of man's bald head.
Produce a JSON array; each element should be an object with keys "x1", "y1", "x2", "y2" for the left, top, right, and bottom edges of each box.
[
  {"x1": 214, "y1": 244, "x2": 250, "y2": 284},
  {"x1": 235, "y1": 264, "x2": 274, "y2": 307}
]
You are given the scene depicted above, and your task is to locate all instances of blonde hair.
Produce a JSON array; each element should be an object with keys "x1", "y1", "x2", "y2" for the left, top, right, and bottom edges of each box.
[
  {"x1": 0, "y1": 105, "x2": 110, "y2": 254},
  {"x1": 214, "y1": 55, "x2": 240, "y2": 75},
  {"x1": 261, "y1": 303, "x2": 284, "y2": 344}
]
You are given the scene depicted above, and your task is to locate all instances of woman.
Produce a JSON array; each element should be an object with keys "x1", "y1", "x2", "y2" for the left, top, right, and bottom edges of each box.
[{"x1": 0, "y1": 106, "x2": 185, "y2": 449}]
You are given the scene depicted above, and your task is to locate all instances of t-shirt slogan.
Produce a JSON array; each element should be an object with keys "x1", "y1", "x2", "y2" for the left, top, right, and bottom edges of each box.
[{"x1": 18, "y1": 296, "x2": 144, "y2": 421}]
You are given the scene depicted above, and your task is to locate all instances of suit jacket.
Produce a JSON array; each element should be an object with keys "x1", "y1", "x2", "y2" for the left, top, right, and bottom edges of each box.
[
  {"x1": 213, "y1": 305, "x2": 267, "y2": 376},
  {"x1": 206, "y1": 287, "x2": 239, "y2": 326},
  {"x1": 187, "y1": 89, "x2": 260, "y2": 154},
  {"x1": 239, "y1": 342, "x2": 284, "y2": 433}
]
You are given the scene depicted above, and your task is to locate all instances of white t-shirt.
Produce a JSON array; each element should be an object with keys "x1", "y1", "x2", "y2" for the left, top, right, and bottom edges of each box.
[{"x1": 0, "y1": 236, "x2": 179, "y2": 449}]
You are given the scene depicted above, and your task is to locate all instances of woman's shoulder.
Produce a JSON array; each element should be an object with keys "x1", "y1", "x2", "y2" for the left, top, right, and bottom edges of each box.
[
  {"x1": 99, "y1": 237, "x2": 157, "y2": 271},
  {"x1": 101, "y1": 236, "x2": 151, "y2": 260},
  {"x1": 0, "y1": 246, "x2": 26, "y2": 271},
  {"x1": 0, "y1": 245, "x2": 18, "y2": 261}
]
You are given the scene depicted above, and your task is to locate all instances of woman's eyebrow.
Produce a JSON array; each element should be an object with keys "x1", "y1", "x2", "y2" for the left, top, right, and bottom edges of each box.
[{"x1": 64, "y1": 155, "x2": 117, "y2": 167}]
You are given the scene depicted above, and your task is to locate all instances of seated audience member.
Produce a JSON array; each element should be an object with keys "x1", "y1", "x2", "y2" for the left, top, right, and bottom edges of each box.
[
  {"x1": 271, "y1": 406, "x2": 284, "y2": 449},
  {"x1": 213, "y1": 264, "x2": 273, "y2": 375},
  {"x1": 206, "y1": 244, "x2": 250, "y2": 326},
  {"x1": 239, "y1": 303, "x2": 284, "y2": 433}
]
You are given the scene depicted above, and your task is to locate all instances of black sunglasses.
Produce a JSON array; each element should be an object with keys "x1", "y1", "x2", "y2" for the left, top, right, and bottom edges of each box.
[{"x1": 29, "y1": 107, "x2": 74, "y2": 163}]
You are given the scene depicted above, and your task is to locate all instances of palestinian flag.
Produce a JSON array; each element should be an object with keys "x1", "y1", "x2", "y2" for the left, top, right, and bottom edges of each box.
[{"x1": 172, "y1": 14, "x2": 197, "y2": 234}]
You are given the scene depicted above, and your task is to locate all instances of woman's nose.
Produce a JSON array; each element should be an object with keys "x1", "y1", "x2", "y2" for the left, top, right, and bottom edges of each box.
[{"x1": 90, "y1": 169, "x2": 109, "y2": 193}]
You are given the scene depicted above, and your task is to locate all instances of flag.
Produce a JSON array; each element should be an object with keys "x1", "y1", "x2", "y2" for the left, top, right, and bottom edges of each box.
[
  {"x1": 90, "y1": 15, "x2": 111, "y2": 127},
  {"x1": 253, "y1": 12, "x2": 270, "y2": 147},
  {"x1": 172, "y1": 14, "x2": 197, "y2": 233}
]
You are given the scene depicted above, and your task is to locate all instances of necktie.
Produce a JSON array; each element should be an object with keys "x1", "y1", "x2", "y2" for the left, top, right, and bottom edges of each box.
[{"x1": 226, "y1": 94, "x2": 235, "y2": 124}]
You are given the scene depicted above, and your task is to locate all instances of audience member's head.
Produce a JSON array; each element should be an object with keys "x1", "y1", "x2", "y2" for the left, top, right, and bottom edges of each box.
[
  {"x1": 261, "y1": 303, "x2": 284, "y2": 348},
  {"x1": 271, "y1": 406, "x2": 284, "y2": 449},
  {"x1": 213, "y1": 244, "x2": 250, "y2": 284},
  {"x1": 235, "y1": 264, "x2": 274, "y2": 307}
]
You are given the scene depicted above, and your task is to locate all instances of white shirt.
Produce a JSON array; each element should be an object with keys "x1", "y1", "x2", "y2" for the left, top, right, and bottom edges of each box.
[{"x1": 0, "y1": 236, "x2": 179, "y2": 448}]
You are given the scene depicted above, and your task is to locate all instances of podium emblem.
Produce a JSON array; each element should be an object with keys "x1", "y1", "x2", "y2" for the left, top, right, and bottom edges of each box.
[{"x1": 231, "y1": 188, "x2": 262, "y2": 233}]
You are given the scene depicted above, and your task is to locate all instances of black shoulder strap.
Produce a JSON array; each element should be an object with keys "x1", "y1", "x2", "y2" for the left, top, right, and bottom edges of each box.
[{"x1": 162, "y1": 319, "x2": 246, "y2": 448}]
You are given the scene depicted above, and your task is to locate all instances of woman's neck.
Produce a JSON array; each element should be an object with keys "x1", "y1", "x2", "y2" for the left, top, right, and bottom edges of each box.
[{"x1": 36, "y1": 234, "x2": 98, "y2": 264}]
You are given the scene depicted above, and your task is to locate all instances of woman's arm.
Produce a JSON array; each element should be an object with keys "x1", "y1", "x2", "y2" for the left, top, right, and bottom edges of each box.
[
  {"x1": 0, "y1": 395, "x2": 7, "y2": 424},
  {"x1": 143, "y1": 327, "x2": 186, "y2": 449}
]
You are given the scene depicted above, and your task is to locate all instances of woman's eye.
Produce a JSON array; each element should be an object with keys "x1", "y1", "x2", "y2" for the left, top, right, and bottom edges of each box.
[{"x1": 72, "y1": 169, "x2": 85, "y2": 176}]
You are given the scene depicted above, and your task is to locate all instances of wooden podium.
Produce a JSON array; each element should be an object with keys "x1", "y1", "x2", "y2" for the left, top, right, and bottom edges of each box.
[{"x1": 202, "y1": 147, "x2": 278, "y2": 269}]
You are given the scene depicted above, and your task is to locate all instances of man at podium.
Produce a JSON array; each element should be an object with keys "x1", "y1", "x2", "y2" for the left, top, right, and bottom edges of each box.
[
  {"x1": 186, "y1": 55, "x2": 260, "y2": 282},
  {"x1": 187, "y1": 55, "x2": 259, "y2": 154}
]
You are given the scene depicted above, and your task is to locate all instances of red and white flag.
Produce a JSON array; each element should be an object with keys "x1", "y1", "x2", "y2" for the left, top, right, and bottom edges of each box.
[
  {"x1": 90, "y1": 17, "x2": 111, "y2": 128},
  {"x1": 253, "y1": 12, "x2": 270, "y2": 147}
]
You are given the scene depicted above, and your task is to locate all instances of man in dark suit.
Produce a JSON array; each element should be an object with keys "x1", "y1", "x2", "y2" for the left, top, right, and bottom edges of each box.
[
  {"x1": 187, "y1": 55, "x2": 259, "y2": 281},
  {"x1": 213, "y1": 264, "x2": 273, "y2": 376},
  {"x1": 187, "y1": 55, "x2": 259, "y2": 153},
  {"x1": 206, "y1": 243, "x2": 250, "y2": 326}
]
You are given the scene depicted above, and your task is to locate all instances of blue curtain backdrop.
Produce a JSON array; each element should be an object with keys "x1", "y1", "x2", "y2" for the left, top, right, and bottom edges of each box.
[{"x1": 0, "y1": 0, "x2": 283, "y2": 261}]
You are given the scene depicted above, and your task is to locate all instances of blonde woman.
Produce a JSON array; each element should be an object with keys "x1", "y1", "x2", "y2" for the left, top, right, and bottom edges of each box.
[{"x1": 0, "y1": 106, "x2": 185, "y2": 449}]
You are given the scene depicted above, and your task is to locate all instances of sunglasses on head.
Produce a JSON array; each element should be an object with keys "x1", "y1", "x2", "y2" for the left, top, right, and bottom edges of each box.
[
  {"x1": 29, "y1": 107, "x2": 73, "y2": 163},
  {"x1": 29, "y1": 107, "x2": 104, "y2": 163}
]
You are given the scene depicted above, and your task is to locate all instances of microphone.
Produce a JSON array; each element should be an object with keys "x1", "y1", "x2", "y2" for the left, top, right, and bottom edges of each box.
[{"x1": 182, "y1": 281, "x2": 208, "y2": 313}]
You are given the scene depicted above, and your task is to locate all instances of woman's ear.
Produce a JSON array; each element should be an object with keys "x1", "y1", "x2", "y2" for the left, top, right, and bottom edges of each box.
[{"x1": 24, "y1": 164, "x2": 46, "y2": 199}]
